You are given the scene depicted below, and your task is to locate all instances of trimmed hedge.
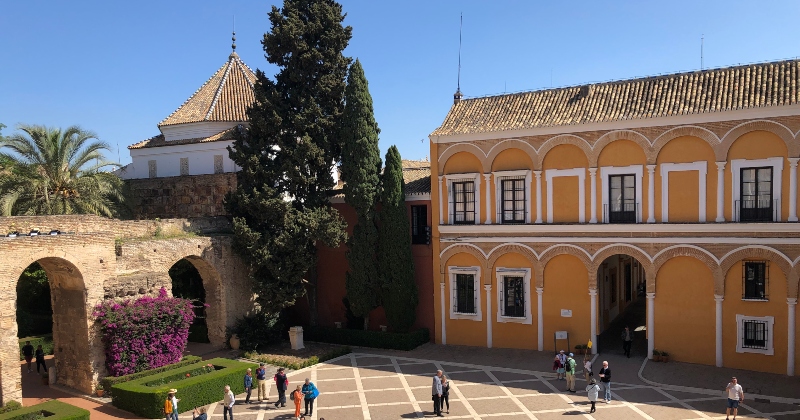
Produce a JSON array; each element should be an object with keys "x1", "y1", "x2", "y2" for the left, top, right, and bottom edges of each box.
[
  {"x1": 112, "y1": 357, "x2": 254, "y2": 418},
  {"x1": 304, "y1": 327, "x2": 429, "y2": 350},
  {"x1": 0, "y1": 400, "x2": 89, "y2": 420},
  {"x1": 101, "y1": 355, "x2": 202, "y2": 393},
  {"x1": 245, "y1": 346, "x2": 352, "y2": 370},
  {"x1": 17, "y1": 335, "x2": 53, "y2": 361}
]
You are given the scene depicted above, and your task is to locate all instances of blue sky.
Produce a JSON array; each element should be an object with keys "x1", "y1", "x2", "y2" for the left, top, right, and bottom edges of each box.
[{"x1": 2, "y1": 1, "x2": 800, "y2": 165}]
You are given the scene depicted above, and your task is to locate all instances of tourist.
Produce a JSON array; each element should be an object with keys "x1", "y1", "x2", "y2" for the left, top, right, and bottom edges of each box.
[
  {"x1": 552, "y1": 355, "x2": 562, "y2": 379},
  {"x1": 21, "y1": 341, "x2": 34, "y2": 373},
  {"x1": 302, "y1": 378, "x2": 319, "y2": 417},
  {"x1": 431, "y1": 370, "x2": 443, "y2": 417},
  {"x1": 440, "y1": 374, "x2": 451, "y2": 414},
  {"x1": 565, "y1": 353, "x2": 576, "y2": 392},
  {"x1": 621, "y1": 326, "x2": 633, "y2": 358},
  {"x1": 598, "y1": 361, "x2": 612, "y2": 403},
  {"x1": 255, "y1": 363, "x2": 267, "y2": 402},
  {"x1": 35, "y1": 345, "x2": 47, "y2": 373},
  {"x1": 223, "y1": 385, "x2": 235, "y2": 420},
  {"x1": 557, "y1": 350, "x2": 567, "y2": 380},
  {"x1": 192, "y1": 407, "x2": 208, "y2": 420},
  {"x1": 274, "y1": 367, "x2": 288, "y2": 408},
  {"x1": 243, "y1": 368, "x2": 253, "y2": 404},
  {"x1": 291, "y1": 385, "x2": 303, "y2": 419},
  {"x1": 164, "y1": 389, "x2": 178, "y2": 420},
  {"x1": 725, "y1": 377, "x2": 744, "y2": 420},
  {"x1": 585, "y1": 378, "x2": 600, "y2": 413},
  {"x1": 583, "y1": 354, "x2": 592, "y2": 383}
]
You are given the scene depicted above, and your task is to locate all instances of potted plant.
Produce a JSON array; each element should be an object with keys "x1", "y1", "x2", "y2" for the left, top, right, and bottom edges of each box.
[
  {"x1": 96, "y1": 384, "x2": 104, "y2": 397},
  {"x1": 652, "y1": 350, "x2": 662, "y2": 362},
  {"x1": 574, "y1": 344, "x2": 585, "y2": 355},
  {"x1": 41, "y1": 371, "x2": 49, "y2": 386},
  {"x1": 660, "y1": 351, "x2": 670, "y2": 363}
]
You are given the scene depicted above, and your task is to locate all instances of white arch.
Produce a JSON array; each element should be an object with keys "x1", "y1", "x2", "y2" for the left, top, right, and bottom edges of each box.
[
  {"x1": 719, "y1": 245, "x2": 793, "y2": 267},
  {"x1": 652, "y1": 125, "x2": 721, "y2": 146},
  {"x1": 723, "y1": 119, "x2": 795, "y2": 143},
  {"x1": 589, "y1": 243, "x2": 654, "y2": 263},
  {"x1": 539, "y1": 243, "x2": 593, "y2": 261},
  {"x1": 486, "y1": 242, "x2": 541, "y2": 260},
  {"x1": 652, "y1": 244, "x2": 721, "y2": 265},
  {"x1": 439, "y1": 243, "x2": 489, "y2": 259}
]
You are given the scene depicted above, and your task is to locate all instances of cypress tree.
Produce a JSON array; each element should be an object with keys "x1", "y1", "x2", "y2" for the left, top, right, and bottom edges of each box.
[
  {"x1": 341, "y1": 60, "x2": 382, "y2": 329},
  {"x1": 226, "y1": 0, "x2": 352, "y2": 317},
  {"x1": 378, "y1": 146, "x2": 418, "y2": 332}
]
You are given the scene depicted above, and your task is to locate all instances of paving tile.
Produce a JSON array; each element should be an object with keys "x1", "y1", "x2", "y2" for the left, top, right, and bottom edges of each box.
[
  {"x1": 479, "y1": 415, "x2": 529, "y2": 420},
  {"x1": 367, "y1": 402, "x2": 417, "y2": 419},
  {"x1": 489, "y1": 370, "x2": 540, "y2": 382},
  {"x1": 516, "y1": 394, "x2": 576, "y2": 411},
  {"x1": 316, "y1": 390, "x2": 361, "y2": 407},
  {"x1": 686, "y1": 398, "x2": 754, "y2": 417},
  {"x1": 438, "y1": 400, "x2": 471, "y2": 417},
  {"x1": 360, "y1": 375, "x2": 403, "y2": 391},
  {"x1": 584, "y1": 404, "x2": 642, "y2": 419},
  {"x1": 404, "y1": 373, "x2": 436, "y2": 388},
  {"x1": 364, "y1": 389, "x2": 409, "y2": 405},
  {"x1": 741, "y1": 400, "x2": 800, "y2": 414},
  {"x1": 318, "y1": 378, "x2": 358, "y2": 393},
  {"x1": 439, "y1": 363, "x2": 481, "y2": 373},
  {"x1": 315, "y1": 367, "x2": 355, "y2": 380},
  {"x1": 316, "y1": 405, "x2": 363, "y2": 419},
  {"x1": 411, "y1": 385, "x2": 439, "y2": 403},
  {"x1": 655, "y1": 390, "x2": 712, "y2": 401},
  {"x1": 397, "y1": 362, "x2": 440, "y2": 375},
  {"x1": 614, "y1": 387, "x2": 673, "y2": 403},
  {"x1": 469, "y1": 395, "x2": 517, "y2": 415},
  {"x1": 315, "y1": 358, "x2": 352, "y2": 369},
  {"x1": 633, "y1": 402, "x2": 699, "y2": 420},
  {"x1": 445, "y1": 370, "x2": 493, "y2": 384},
  {"x1": 353, "y1": 356, "x2": 393, "y2": 367},
  {"x1": 357, "y1": 366, "x2": 397, "y2": 378},
  {"x1": 457, "y1": 382, "x2": 508, "y2": 399},
  {"x1": 504, "y1": 379, "x2": 554, "y2": 395}
]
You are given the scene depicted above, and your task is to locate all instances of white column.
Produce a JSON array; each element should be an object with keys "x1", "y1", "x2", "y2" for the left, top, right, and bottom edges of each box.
[
  {"x1": 788, "y1": 298, "x2": 797, "y2": 376},
  {"x1": 789, "y1": 158, "x2": 799, "y2": 222},
  {"x1": 485, "y1": 285, "x2": 493, "y2": 348},
  {"x1": 536, "y1": 287, "x2": 544, "y2": 351},
  {"x1": 438, "y1": 176, "x2": 444, "y2": 225},
  {"x1": 590, "y1": 288, "x2": 598, "y2": 355},
  {"x1": 716, "y1": 162, "x2": 726, "y2": 222},
  {"x1": 589, "y1": 168, "x2": 598, "y2": 223},
  {"x1": 534, "y1": 171, "x2": 543, "y2": 224},
  {"x1": 484, "y1": 174, "x2": 492, "y2": 224},
  {"x1": 715, "y1": 294, "x2": 724, "y2": 367},
  {"x1": 440, "y1": 282, "x2": 446, "y2": 345},
  {"x1": 647, "y1": 293, "x2": 655, "y2": 359},
  {"x1": 646, "y1": 165, "x2": 656, "y2": 223}
]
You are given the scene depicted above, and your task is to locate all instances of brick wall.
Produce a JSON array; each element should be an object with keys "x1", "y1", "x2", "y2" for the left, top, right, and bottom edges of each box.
[{"x1": 124, "y1": 173, "x2": 237, "y2": 219}]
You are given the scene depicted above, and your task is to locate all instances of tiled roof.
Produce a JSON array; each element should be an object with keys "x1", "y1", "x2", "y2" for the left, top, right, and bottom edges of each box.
[
  {"x1": 129, "y1": 126, "x2": 238, "y2": 149},
  {"x1": 158, "y1": 52, "x2": 256, "y2": 127},
  {"x1": 431, "y1": 59, "x2": 800, "y2": 136},
  {"x1": 333, "y1": 160, "x2": 431, "y2": 199}
]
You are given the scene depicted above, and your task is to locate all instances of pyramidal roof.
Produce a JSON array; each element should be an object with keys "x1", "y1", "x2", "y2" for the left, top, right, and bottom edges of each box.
[{"x1": 158, "y1": 52, "x2": 257, "y2": 127}]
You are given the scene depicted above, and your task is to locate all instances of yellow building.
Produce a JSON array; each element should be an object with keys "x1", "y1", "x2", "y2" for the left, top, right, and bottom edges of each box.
[{"x1": 430, "y1": 59, "x2": 800, "y2": 376}]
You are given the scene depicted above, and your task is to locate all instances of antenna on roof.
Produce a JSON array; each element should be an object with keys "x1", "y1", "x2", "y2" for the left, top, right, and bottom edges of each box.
[
  {"x1": 231, "y1": 16, "x2": 237, "y2": 52},
  {"x1": 453, "y1": 13, "x2": 463, "y2": 104},
  {"x1": 700, "y1": 34, "x2": 704, "y2": 70}
]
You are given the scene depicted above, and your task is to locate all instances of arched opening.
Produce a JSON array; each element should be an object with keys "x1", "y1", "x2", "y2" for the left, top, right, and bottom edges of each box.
[
  {"x1": 596, "y1": 254, "x2": 647, "y2": 357},
  {"x1": 169, "y1": 258, "x2": 210, "y2": 343}
]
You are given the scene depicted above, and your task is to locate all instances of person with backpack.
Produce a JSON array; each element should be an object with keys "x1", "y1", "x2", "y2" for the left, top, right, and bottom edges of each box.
[
  {"x1": 301, "y1": 378, "x2": 319, "y2": 417},
  {"x1": 273, "y1": 367, "x2": 289, "y2": 408},
  {"x1": 564, "y1": 353, "x2": 577, "y2": 392},
  {"x1": 585, "y1": 378, "x2": 600, "y2": 413},
  {"x1": 291, "y1": 385, "x2": 303, "y2": 419}
]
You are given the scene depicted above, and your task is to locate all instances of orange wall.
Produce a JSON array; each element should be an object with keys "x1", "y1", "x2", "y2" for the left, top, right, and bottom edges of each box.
[
  {"x1": 654, "y1": 257, "x2": 715, "y2": 365},
  {"x1": 725, "y1": 131, "x2": 790, "y2": 221},
  {"x1": 543, "y1": 254, "x2": 590, "y2": 351},
  {"x1": 442, "y1": 253, "x2": 487, "y2": 347},
  {"x1": 551, "y1": 177, "x2": 580, "y2": 223},
  {"x1": 655, "y1": 136, "x2": 716, "y2": 222},
  {"x1": 492, "y1": 253, "x2": 537, "y2": 350},
  {"x1": 543, "y1": 145, "x2": 589, "y2": 223},
  {"x1": 667, "y1": 171, "x2": 700, "y2": 222}
]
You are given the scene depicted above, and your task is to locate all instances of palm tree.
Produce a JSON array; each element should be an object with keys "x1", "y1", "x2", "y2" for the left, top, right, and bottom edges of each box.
[{"x1": 0, "y1": 124, "x2": 123, "y2": 217}]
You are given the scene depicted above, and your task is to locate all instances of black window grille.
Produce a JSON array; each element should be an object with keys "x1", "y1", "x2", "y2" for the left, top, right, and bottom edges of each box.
[
  {"x1": 743, "y1": 261, "x2": 768, "y2": 300},
  {"x1": 742, "y1": 319, "x2": 768, "y2": 349},
  {"x1": 608, "y1": 174, "x2": 637, "y2": 223},
  {"x1": 451, "y1": 181, "x2": 475, "y2": 224},
  {"x1": 739, "y1": 167, "x2": 773, "y2": 222},
  {"x1": 411, "y1": 205, "x2": 428, "y2": 244},
  {"x1": 501, "y1": 178, "x2": 526, "y2": 224},
  {"x1": 454, "y1": 274, "x2": 476, "y2": 314},
  {"x1": 502, "y1": 276, "x2": 525, "y2": 318}
]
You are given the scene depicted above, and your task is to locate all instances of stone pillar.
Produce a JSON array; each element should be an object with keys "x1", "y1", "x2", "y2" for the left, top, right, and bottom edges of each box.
[
  {"x1": 589, "y1": 168, "x2": 598, "y2": 223},
  {"x1": 789, "y1": 298, "x2": 797, "y2": 376},
  {"x1": 716, "y1": 162, "x2": 726, "y2": 222},
  {"x1": 484, "y1": 174, "x2": 492, "y2": 224},
  {"x1": 536, "y1": 287, "x2": 544, "y2": 351},
  {"x1": 715, "y1": 294, "x2": 724, "y2": 367},
  {"x1": 646, "y1": 165, "x2": 656, "y2": 223},
  {"x1": 647, "y1": 293, "x2": 655, "y2": 359},
  {"x1": 534, "y1": 171, "x2": 543, "y2": 224},
  {"x1": 440, "y1": 282, "x2": 446, "y2": 345},
  {"x1": 438, "y1": 176, "x2": 444, "y2": 225},
  {"x1": 590, "y1": 288, "x2": 598, "y2": 355},
  {"x1": 789, "y1": 159, "x2": 799, "y2": 222},
  {"x1": 485, "y1": 285, "x2": 493, "y2": 348}
]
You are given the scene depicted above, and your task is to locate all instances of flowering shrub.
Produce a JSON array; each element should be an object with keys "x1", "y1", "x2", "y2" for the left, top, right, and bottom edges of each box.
[{"x1": 93, "y1": 288, "x2": 195, "y2": 376}]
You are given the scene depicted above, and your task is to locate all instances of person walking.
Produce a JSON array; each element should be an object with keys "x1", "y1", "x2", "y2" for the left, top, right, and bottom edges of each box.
[
  {"x1": 35, "y1": 345, "x2": 47, "y2": 373},
  {"x1": 440, "y1": 375, "x2": 451, "y2": 414},
  {"x1": 302, "y1": 378, "x2": 319, "y2": 417},
  {"x1": 585, "y1": 378, "x2": 600, "y2": 413},
  {"x1": 21, "y1": 341, "x2": 34, "y2": 373},
  {"x1": 255, "y1": 363, "x2": 267, "y2": 402},
  {"x1": 431, "y1": 370, "x2": 443, "y2": 417},
  {"x1": 291, "y1": 385, "x2": 303, "y2": 420},
  {"x1": 164, "y1": 389, "x2": 178, "y2": 420},
  {"x1": 621, "y1": 326, "x2": 633, "y2": 358},
  {"x1": 564, "y1": 353, "x2": 576, "y2": 392},
  {"x1": 556, "y1": 350, "x2": 567, "y2": 380},
  {"x1": 243, "y1": 368, "x2": 253, "y2": 404},
  {"x1": 598, "y1": 361, "x2": 612, "y2": 403},
  {"x1": 223, "y1": 385, "x2": 235, "y2": 420},
  {"x1": 725, "y1": 377, "x2": 744, "y2": 420},
  {"x1": 583, "y1": 355, "x2": 592, "y2": 383},
  {"x1": 274, "y1": 367, "x2": 288, "y2": 408}
]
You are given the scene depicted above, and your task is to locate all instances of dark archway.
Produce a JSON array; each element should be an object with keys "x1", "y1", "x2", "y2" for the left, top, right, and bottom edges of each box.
[
  {"x1": 596, "y1": 254, "x2": 647, "y2": 356},
  {"x1": 169, "y1": 259, "x2": 210, "y2": 343}
]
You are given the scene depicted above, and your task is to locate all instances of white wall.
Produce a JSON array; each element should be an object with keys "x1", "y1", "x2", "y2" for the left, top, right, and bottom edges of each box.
[
  {"x1": 125, "y1": 140, "x2": 238, "y2": 179},
  {"x1": 161, "y1": 121, "x2": 242, "y2": 142}
]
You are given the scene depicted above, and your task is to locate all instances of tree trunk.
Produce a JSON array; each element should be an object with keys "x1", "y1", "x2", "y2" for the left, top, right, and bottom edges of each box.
[
  {"x1": 308, "y1": 267, "x2": 319, "y2": 326},
  {"x1": 363, "y1": 314, "x2": 370, "y2": 331}
]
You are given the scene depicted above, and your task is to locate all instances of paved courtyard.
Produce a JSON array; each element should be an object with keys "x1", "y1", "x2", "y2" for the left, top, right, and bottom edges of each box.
[{"x1": 177, "y1": 352, "x2": 800, "y2": 420}]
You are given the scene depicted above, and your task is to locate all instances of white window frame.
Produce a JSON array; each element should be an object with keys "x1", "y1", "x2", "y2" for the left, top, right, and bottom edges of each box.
[
  {"x1": 544, "y1": 168, "x2": 586, "y2": 224},
  {"x1": 601, "y1": 165, "x2": 644, "y2": 223},
  {"x1": 731, "y1": 157, "x2": 783, "y2": 222},
  {"x1": 446, "y1": 173, "x2": 481, "y2": 225},
  {"x1": 735, "y1": 314, "x2": 774, "y2": 355},
  {"x1": 660, "y1": 161, "x2": 708, "y2": 223},
  {"x1": 448, "y1": 266, "x2": 482, "y2": 321},
  {"x1": 494, "y1": 169, "x2": 532, "y2": 224},
  {"x1": 496, "y1": 267, "x2": 532, "y2": 324}
]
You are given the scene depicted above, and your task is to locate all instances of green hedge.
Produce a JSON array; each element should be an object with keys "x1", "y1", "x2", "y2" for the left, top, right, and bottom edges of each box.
[
  {"x1": 17, "y1": 335, "x2": 53, "y2": 361},
  {"x1": 244, "y1": 346, "x2": 352, "y2": 370},
  {"x1": 304, "y1": 327, "x2": 429, "y2": 350},
  {"x1": 101, "y1": 355, "x2": 202, "y2": 393},
  {"x1": 0, "y1": 400, "x2": 89, "y2": 420},
  {"x1": 112, "y1": 357, "x2": 254, "y2": 419}
]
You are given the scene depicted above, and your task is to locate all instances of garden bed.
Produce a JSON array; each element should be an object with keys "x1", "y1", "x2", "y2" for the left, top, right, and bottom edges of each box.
[
  {"x1": 244, "y1": 342, "x2": 351, "y2": 370},
  {"x1": 304, "y1": 327, "x2": 429, "y2": 351},
  {"x1": 0, "y1": 400, "x2": 89, "y2": 420},
  {"x1": 100, "y1": 355, "x2": 202, "y2": 394}
]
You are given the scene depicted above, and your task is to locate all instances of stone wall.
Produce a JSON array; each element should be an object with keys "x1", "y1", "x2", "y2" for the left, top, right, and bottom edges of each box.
[
  {"x1": 124, "y1": 173, "x2": 237, "y2": 219},
  {"x1": 0, "y1": 214, "x2": 231, "y2": 238}
]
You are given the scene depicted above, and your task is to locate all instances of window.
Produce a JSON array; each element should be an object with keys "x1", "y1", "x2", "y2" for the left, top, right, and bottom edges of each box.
[
  {"x1": 739, "y1": 167, "x2": 773, "y2": 222},
  {"x1": 452, "y1": 181, "x2": 476, "y2": 224},
  {"x1": 500, "y1": 178, "x2": 526, "y2": 223},
  {"x1": 743, "y1": 261, "x2": 768, "y2": 300},
  {"x1": 410, "y1": 205, "x2": 428, "y2": 245},
  {"x1": 495, "y1": 268, "x2": 532, "y2": 324},
  {"x1": 502, "y1": 276, "x2": 525, "y2": 318},
  {"x1": 448, "y1": 266, "x2": 482, "y2": 321},
  {"x1": 608, "y1": 174, "x2": 636, "y2": 223},
  {"x1": 736, "y1": 314, "x2": 774, "y2": 355}
]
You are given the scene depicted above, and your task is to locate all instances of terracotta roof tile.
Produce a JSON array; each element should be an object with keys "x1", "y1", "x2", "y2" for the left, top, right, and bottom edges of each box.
[
  {"x1": 431, "y1": 59, "x2": 800, "y2": 136},
  {"x1": 129, "y1": 126, "x2": 239, "y2": 150}
]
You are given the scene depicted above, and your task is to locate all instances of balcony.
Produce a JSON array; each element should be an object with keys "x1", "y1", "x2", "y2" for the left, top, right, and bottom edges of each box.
[
  {"x1": 604, "y1": 202, "x2": 640, "y2": 224},
  {"x1": 736, "y1": 199, "x2": 779, "y2": 223}
]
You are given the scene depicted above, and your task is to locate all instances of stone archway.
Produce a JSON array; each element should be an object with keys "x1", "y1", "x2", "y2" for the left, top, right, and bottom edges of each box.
[
  {"x1": 168, "y1": 256, "x2": 224, "y2": 346},
  {"x1": 594, "y1": 252, "x2": 650, "y2": 357}
]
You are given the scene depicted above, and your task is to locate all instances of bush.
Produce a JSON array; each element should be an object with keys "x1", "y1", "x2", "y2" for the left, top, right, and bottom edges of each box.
[
  {"x1": 18, "y1": 335, "x2": 53, "y2": 361},
  {"x1": 0, "y1": 402, "x2": 21, "y2": 414},
  {"x1": 304, "y1": 327, "x2": 429, "y2": 351},
  {"x1": 229, "y1": 312, "x2": 284, "y2": 352},
  {"x1": 100, "y1": 355, "x2": 202, "y2": 395},
  {"x1": 111, "y1": 357, "x2": 254, "y2": 419},
  {"x1": 0, "y1": 400, "x2": 89, "y2": 420},
  {"x1": 245, "y1": 346, "x2": 351, "y2": 370}
]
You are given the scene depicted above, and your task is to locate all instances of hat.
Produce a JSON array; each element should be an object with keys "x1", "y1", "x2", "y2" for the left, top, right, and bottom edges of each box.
[
  {"x1": 169, "y1": 389, "x2": 178, "y2": 394},
  {"x1": 569, "y1": 353, "x2": 574, "y2": 357}
]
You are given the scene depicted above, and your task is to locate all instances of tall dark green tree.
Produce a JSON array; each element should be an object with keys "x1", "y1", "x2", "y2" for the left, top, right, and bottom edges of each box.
[
  {"x1": 341, "y1": 60, "x2": 382, "y2": 329},
  {"x1": 378, "y1": 146, "x2": 418, "y2": 332},
  {"x1": 226, "y1": 0, "x2": 352, "y2": 318}
]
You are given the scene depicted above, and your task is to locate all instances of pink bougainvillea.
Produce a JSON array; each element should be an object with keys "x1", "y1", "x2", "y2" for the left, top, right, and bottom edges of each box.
[{"x1": 93, "y1": 288, "x2": 196, "y2": 376}]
